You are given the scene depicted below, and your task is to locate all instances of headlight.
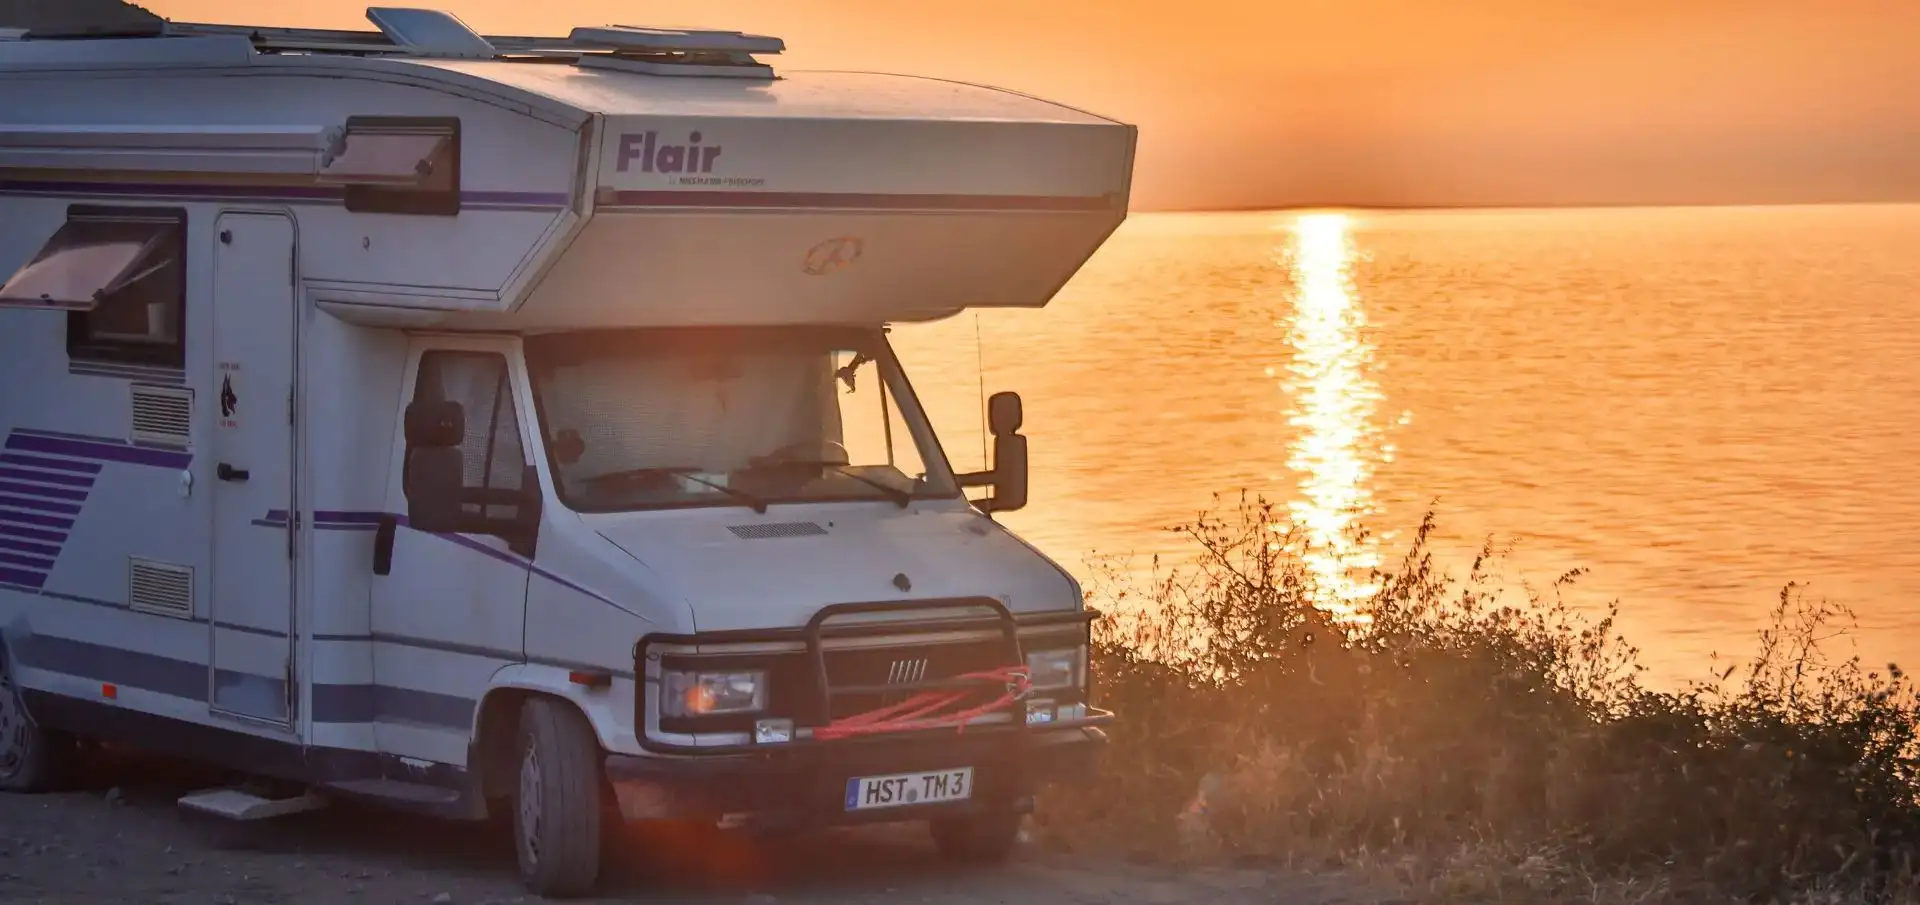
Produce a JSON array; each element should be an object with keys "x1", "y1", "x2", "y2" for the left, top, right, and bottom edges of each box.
[
  {"x1": 1025, "y1": 647, "x2": 1083, "y2": 691},
  {"x1": 660, "y1": 669, "x2": 767, "y2": 717}
]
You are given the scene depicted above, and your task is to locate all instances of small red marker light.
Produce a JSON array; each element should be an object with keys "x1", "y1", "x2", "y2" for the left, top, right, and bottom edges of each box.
[
  {"x1": 568, "y1": 670, "x2": 611, "y2": 689},
  {"x1": 101, "y1": 683, "x2": 117, "y2": 700}
]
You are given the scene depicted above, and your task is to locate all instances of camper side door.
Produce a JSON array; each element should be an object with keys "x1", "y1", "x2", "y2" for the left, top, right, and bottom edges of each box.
[{"x1": 368, "y1": 338, "x2": 537, "y2": 764}]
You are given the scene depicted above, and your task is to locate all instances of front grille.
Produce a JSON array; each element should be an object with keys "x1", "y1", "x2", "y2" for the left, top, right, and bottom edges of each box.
[
  {"x1": 742, "y1": 637, "x2": 1021, "y2": 726},
  {"x1": 645, "y1": 598, "x2": 1080, "y2": 744},
  {"x1": 818, "y1": 638, "x2": 1017, "y2": 720}
]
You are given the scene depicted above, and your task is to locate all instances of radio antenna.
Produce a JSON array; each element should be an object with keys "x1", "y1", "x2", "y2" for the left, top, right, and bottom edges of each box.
[{"x1": 974, "y1": 313, "x2": 989, "y2": 470}]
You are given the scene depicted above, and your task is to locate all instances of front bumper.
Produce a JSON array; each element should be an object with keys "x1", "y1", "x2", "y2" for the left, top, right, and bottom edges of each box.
[{"x1": 604, "y1": 721, "x2": 1108, "y2": 828}]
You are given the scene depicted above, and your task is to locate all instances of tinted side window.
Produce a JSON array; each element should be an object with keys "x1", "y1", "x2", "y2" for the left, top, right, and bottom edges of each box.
[
  {"x1": 0, "y1": 205, "x2": 187, "y2": 369},
  {"x1": 410, "y1": 351, "x2": 528, "y2": 520}
]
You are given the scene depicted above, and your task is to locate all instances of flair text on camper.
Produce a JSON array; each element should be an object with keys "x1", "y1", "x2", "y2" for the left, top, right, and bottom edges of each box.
[{"x1": 616, "y1": 131, "x2": 721, "y2": 175}]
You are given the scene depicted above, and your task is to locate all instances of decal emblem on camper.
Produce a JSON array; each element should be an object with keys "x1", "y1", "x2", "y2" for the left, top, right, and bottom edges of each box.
[
  {"x1": 802, "y1": 236, "x2": 863, "y2": 276},
  {"x1": 218, "y1": 362, "x2": 241, "y2": 429}
]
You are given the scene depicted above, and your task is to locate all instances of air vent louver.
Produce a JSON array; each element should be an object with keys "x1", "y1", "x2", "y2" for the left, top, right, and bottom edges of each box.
[
  {"x1": 128, "y1": 557, "x2": 194, "y2": 618},
  {"x1": 130, "y1": 384, "x2": 192, "y2": 448},
  {"x1": 727, "y1": 522, "x2": 828, "y2": 540}
]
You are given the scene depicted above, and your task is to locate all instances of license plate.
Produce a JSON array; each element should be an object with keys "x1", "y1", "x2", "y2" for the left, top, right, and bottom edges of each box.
[{"x1": 843, "y1": 767, "x2": 974, "y2": 812}]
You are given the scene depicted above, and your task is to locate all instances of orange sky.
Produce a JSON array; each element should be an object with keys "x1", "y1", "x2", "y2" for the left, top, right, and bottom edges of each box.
[{"x1": 143, "y1": 0, "x2": 1920, "y2": 210}]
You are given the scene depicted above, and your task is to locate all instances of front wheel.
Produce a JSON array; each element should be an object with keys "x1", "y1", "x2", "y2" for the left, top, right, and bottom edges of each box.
[
  {"x1": 512, "y1": 698, "x2": 605, "y2": 898},
  {"x1": 930, "y1": 810, "x2": 1024, "y2": 864},
  {"x1": 0, "y1": 646, "x2": 70, "y2": 794}
]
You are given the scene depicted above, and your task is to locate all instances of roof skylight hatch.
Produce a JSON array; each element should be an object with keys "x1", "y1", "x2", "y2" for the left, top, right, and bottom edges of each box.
[{"x1": 568, "y1": 25, "x2": 784, "y2": 79}]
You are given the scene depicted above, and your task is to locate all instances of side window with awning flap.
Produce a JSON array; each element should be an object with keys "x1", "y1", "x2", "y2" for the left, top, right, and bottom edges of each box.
[
  {"x1": 319, "y1": 116, "x2": 461, "y2": 216},
  {"x1": 0, "y1": 205, "x2": 187, "y2": 369}
]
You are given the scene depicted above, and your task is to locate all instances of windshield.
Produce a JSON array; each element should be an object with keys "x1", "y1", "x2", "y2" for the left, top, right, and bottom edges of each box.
[{"x1": 525, "y1": 327, "x2": 960, "y2": 513}]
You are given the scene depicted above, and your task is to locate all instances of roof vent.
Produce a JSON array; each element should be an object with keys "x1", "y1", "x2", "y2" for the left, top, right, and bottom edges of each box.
[
  {"x1": 14, "y1": 0, "x2": 167, "y2": 40},
  {"x1": 569, "y1": 25, "x2": 782, "y2": 79},
  {"x1": 365, "y1": 7, "x2": 495, "y2": 59}
]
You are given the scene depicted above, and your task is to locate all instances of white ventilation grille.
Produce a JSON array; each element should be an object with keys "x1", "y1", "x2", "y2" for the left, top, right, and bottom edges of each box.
[
  {"x1": 128, "y1": 558, "x2": 194, "y2": 618},
  {"x1": 130, "y1": 384, "x2": 193, "y2": 448}
]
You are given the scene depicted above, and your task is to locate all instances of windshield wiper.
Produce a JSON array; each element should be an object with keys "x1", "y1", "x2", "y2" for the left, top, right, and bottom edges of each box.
[
  {"x1": 831, "y1": 465, "x2": 914, "y2": 508},
  {"x1": 587, "y1": 466, "x2": 769, "y2": 514},
  {"x1": 753, "y1": 461, "x2": 912, "y2": 508}
]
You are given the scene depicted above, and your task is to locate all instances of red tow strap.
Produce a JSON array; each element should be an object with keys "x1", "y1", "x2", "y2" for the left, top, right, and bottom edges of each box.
[{"x1": 811, "y1": 666, "x2": 1032, "y2": 741}]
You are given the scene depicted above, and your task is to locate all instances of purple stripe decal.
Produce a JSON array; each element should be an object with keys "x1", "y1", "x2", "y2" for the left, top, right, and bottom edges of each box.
[
  {"x1": 244, "y1": 507, "x2": 620, "y2": 609},
  {"x1": 0, "y1": 178, "x2": 1103, "y2": 213},
  {"x1": 0, "y1": 567, "x2": 47, "y2": 589},
  {"x1": 10, "y1": 428, "x2": 128, "y2": 442},
  {"x1": 438, "y1": 530, "x2": 528, "y2": 569},
  {"x1": 0, "y1": 536, "x2": 60, "y2": 558},
  {"x1": 5, "y1": 433, "x2": 191, "y2": 469},
  {"x1": 527, "y1": 564, "x2": 618, "y2": 607},
  {"x1": 0, "y1": 466, "x2": 94, "y2": 488},
  {"x1": 0, "y1": 550, "x2": 54, "y2": 570},
  {"x1": 604, "y1": 190, "x2": 1118, "y2": 212},
  {"x1": 0, "y1": 454, "x2": 101, "y2": 475},
  {"x1": 255, "y1": 510, "x2": 384, "y2": 532},
  {"x1": 377, "y1": 511, "x2": 617, "y2": 607},
  {"x1": 0, "y1": 494, "x2": 81, "y2": 516},
  {"x1": 0, "y1": 180, "x2": 569, "y2": 209},
  {"x1": 462, "y1": 190, "x2": 572, "y2": 206},
  {"x1": 0, "y1": 508, "x2": 75, "y2": 530},
  {"x1": 0, "y1": 521, "x2": 66, "y2": 544},
  {"x1": 0, "y1": 480, "x2": 86, "y2": 502},
  {"x1": 261, "y1": 510, "x2": 387, "y2": 525}
]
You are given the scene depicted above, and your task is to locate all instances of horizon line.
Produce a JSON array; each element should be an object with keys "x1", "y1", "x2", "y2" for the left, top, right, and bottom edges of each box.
[{"x1": 1137, "y1": 197, "x2": 1920, "y2": 216}]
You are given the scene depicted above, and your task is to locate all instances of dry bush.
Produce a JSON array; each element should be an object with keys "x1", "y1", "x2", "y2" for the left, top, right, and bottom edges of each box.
[{"x1": 1037, "y1": 493, "x2": 1920, "y2": 904}]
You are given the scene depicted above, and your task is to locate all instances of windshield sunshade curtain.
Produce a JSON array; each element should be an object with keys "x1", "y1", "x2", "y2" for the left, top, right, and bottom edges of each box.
[
  {"x1": 318, "y1": 121, "x2": 455, "y2": 186},
  {"x1": 0, "y1": 215, "x2": 181, "y2": 311}
]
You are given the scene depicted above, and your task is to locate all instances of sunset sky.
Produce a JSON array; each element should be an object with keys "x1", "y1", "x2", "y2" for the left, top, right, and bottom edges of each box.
[{"x1": 138, "y1": 0, "x2": 1920, "y2": 210}]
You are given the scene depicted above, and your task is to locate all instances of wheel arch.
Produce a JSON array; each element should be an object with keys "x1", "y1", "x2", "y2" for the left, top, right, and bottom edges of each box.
[{"x1": 470, "y1": 664, "x2": 631, "y2": 800}]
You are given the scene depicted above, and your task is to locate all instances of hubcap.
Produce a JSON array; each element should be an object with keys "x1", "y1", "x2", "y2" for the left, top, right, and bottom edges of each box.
[
  {"x1": 0, "y1": 665, "x2": 27, "y2": 781},
  {"x1": 518, "y1": 742, "x2": 543, "y2": 867}
]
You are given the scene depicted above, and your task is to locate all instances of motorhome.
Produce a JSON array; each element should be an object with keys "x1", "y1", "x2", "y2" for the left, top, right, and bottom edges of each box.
[{"x1": 0, "y1": 7, "x2": 1132, "y2": 897}]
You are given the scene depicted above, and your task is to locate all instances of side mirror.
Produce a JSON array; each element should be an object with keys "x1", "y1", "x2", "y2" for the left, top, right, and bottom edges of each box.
[
  {"x1": 988, "y1": 391, "x2": 1022, "y2": 437},
  {"x1": 983, "y1": 391, "x2": 1028, "y2": 513},
  {"x1": 402, "y1": 399, "x2": 465, "y2": 533}
]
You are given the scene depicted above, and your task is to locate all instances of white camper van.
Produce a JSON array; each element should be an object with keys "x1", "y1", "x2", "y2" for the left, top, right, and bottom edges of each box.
[{"x1": 0, "y1": 6, "x2": 1131, "y2": 898}]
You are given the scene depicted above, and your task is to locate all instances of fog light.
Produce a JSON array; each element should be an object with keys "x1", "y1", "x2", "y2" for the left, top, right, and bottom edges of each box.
[
  {"x1": 754, "y1": 718, "x2": 794, "y2": 744},
  {"x1": 1025, "y1": 698, "x2": 1056, "y2": 725}
]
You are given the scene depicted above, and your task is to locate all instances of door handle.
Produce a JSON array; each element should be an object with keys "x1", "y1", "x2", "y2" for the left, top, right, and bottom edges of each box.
[{"x1": 216, "y1": 463, "x2": 250, "y2": 483}]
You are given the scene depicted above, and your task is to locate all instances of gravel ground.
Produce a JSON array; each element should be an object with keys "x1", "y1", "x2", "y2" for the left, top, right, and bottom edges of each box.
[{"x1": 0, "y1": 758, "x2": 1381, "y2": 905}]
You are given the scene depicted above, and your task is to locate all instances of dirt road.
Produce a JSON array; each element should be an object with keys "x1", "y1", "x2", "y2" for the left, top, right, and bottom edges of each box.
[{"x1": 0, "y1": 759, "x2": 1381, "y2": 905}]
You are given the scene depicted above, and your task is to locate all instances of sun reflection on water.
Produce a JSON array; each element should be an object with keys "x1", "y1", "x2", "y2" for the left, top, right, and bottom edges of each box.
[{"x1": 1279, "y1": 213, "x2": 1384, "y2": 616}]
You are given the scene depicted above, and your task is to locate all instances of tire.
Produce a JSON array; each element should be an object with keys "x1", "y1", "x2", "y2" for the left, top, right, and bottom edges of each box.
[
  {"x1": 930, "y1": 810, "x2": 1024, "y2": 864},
  {"x1": 0, "y1": 645, "x2": 70, "y2": 794},
  {"x1": 512, "y1": 698, "x2": 605, "y2": 898}
]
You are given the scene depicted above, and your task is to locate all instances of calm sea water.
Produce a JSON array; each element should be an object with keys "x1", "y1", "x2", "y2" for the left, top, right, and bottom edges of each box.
[{"x1": 892, "y1": 204, "x2": 1920, "y2": 684}]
